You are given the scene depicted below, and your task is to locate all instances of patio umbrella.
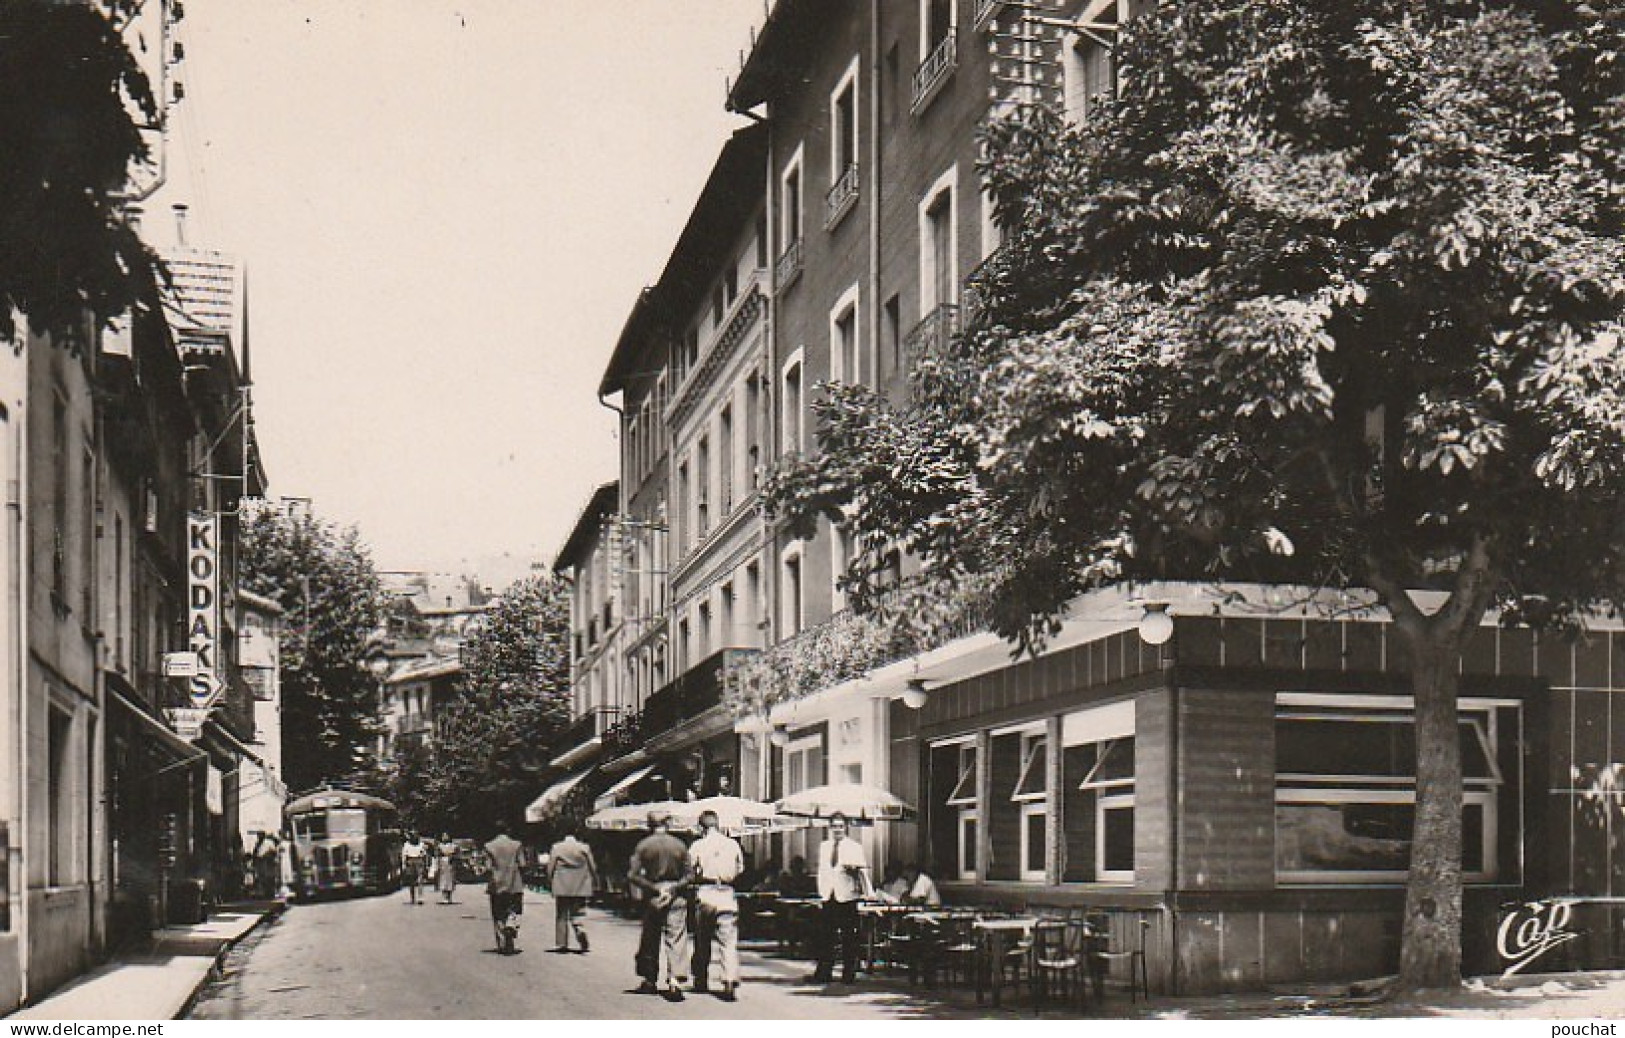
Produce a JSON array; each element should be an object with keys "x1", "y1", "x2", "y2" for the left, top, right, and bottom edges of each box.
[
  {"x1": 669, "y1": 795, "x2": 805, "y2": 836},
  {"x1": 585, "y1": 799, "x2": 689, "y2": 833},
  {"x1": 775, "y1": 782, "x2": 916, "y2": 823}
]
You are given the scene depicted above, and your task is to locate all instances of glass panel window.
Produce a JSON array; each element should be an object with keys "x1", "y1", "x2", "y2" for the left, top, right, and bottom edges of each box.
[
  {"x1": 1013, "y1": 732, "x2": 1047, "y2": 801},
  {"x1": 1062, "y1": 700, "x2": 1136, "y2": 884},
  {"x1": 958, "y1": 810, "x2": 979, "y2": 880},
  {"x1": 1273, "y1": 693, "x2": 1519, "y2": 884},
  {"x1": 947, "y1": 744, "x2": 978, "y2": 805},
  {"x1": 1021, "y1": 803, "x2": 1047, "y2": 881}
]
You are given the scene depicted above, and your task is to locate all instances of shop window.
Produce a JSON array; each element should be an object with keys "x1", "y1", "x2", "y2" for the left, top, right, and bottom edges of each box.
[
  {"x1": 786, "y1": 736, "x2": 823, "y2": 795},
  {"x1": 1062, "y1": 699, "x2": 1135, "y2": 884},
  {"x1": 1274, "y1": 693, "x2": 1519, "y2": 884}
]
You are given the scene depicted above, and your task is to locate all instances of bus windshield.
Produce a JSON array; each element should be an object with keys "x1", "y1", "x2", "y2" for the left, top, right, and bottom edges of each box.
[{"x1": 328, "y1": 809, "x2": 367, "y2": 837}]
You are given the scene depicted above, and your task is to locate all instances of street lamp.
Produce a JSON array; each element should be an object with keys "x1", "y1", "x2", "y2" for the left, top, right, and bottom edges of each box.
[
  {"x1": 769, "y1": 724, "x2": 790, "y2": 748},
  {"x1": 901, "y1": 678, "x2": 930, "y2": 710},
  {"x1": 1138, "y1": 603, "x2": 1174, "y2": 645}
]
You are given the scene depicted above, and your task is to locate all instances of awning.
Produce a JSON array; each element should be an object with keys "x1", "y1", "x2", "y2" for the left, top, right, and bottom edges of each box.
[
  {"x1": 593, "y1": 764, "x2": 656, "y2": 811},
  {"x1": 525, "y1": 770, "x2": 590, "y2": 824},
  {"x1": 106, "y1": 679, "x2": 207, "y2": 769}
]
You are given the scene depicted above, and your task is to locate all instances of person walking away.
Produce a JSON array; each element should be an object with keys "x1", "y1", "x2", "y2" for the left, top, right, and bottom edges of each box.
[
  {"x1": 688, "y1": 810, "x2": 743, "y2": 1001},
  {"x1": 401, "y1": 831, "x2": 428, "y2": 905},
  {"x1": 629, "y1": 810, "x2": 691, "y2": 1002},
  {"x1": 434, "y1": 833, "x2": 459, "y2": 904},
  {"x1": 548, "y1": 828, "x2": 598, "y2": 953},
  {"x1": 485, "y1": 825, "x2": 526, "y2": 955},
  {"x1": 811, "y1": 813, "x2": 871, "y2": 985}
]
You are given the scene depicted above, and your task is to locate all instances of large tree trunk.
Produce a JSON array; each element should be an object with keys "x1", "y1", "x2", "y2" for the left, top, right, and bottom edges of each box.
[{"x1": 1395, "y1": 627, "x2": 1466, "y2": 992}]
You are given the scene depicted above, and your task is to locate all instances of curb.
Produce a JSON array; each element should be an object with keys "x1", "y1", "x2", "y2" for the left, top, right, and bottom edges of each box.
[{"x1": 172, "y1": 900, "x2": 288, "y2": 1020}]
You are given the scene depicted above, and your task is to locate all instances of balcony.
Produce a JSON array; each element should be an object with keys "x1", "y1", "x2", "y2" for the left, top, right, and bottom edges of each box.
[
  {"x1": 603, "y1": 647, "x2": 760, "y2": 759},
  {"x1": 825, "y1": 162, "x2": 860, "y2": 230},
  {"x1": 775, "y1": 237, "x2": 804, "y2": 294},
  {"x1": 912, "y1": 32, "x2": 958, "y2": 115},
  {"x1": 973, "y1": 0, "x2": 1005, "y2": 31},
  {"x1": 903, "y1": 303, "x2": 961, "y2": 363},
  {"x1": 961, "y1": 250, "x2": 1001, "y2": 324},
  {"x1": 550, "y1": 705, "x2": 622, "y2": 768}
]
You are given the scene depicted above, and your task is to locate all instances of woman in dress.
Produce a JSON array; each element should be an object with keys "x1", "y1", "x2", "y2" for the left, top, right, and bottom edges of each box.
[{"x1": 434, "y1": 832, "x2": 459, "y2": 904}]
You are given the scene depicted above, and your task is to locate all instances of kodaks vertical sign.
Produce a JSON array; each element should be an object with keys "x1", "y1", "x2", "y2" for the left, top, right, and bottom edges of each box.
[{"x1": 187, "y1": 513, "x2": 223, "y2": 707}]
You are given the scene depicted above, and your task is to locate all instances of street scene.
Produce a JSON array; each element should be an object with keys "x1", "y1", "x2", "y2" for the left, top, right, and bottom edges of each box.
[{"x1": 3, "y1": 0, "x2": 1625, "y2": 1027}]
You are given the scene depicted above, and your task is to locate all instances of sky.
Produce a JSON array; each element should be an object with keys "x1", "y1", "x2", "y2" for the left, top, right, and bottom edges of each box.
[{"x1": 147, "y1": 0, "x2": 767, "y2": 587}]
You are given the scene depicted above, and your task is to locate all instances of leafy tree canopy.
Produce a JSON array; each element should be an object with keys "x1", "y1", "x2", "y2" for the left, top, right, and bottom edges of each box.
[
  {"x1": 240, "y1": 505, "x2": 385, "y2": 794},
  {"x1": 767, "y1": 0, "x2": 1625, "y2": 991},
  {"x1": 0, "y1": 0, "x2": 165, "y2": 343},
  {"x1": 393, "y1": 574, "x2": 573, "y2": 838}
]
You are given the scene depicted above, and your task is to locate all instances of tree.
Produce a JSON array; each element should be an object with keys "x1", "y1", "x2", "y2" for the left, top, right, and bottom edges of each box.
[
  {"x1": 409, "y1": 575, "x2": 573, "y2": 836},
  {"x1": 240, "y1": 505, "x2": 385, "y2": 794},
  {"x1": 0, "y1": 0, "x2": 165, "y2": 343},
  {"x1": 768, "y1": 0, "x2": 1625, "y2": 992}
]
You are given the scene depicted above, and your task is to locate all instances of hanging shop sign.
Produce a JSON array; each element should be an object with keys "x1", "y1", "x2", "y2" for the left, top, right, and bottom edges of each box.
[{"x1": 187, "y1": 513, "x2": 223, "y2": 707}]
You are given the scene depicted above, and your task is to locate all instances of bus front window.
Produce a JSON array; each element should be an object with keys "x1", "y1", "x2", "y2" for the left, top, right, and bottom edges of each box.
[
  {"x1": 328, "y1": 809, "x2": 367, "y2": 837},
  {"x1": 293, "y1": 815, "x2": 328, "y2": 840}
]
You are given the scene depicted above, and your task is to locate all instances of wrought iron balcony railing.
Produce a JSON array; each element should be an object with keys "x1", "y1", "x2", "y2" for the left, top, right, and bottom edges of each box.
[
  {"x1": 903, "y1": 303, "x2": 961, "y2": 363},
  {"x1": 552, "y1": 705, "x2": 621, "y2": 759},
  {"x1": 825, "y1": 162, "x2": 860, "y2": 229},
  {"x1": 775, "y1": 237, "x2": 804, "y2": 293},
  {"x1": 912, "y1": 32, "x2": 958, "y2": 114}
]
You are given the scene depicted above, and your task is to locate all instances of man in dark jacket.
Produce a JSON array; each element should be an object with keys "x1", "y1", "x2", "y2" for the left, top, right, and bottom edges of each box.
[{"x1": 485, "y1": 824, "x2": 526, "y2": 955}]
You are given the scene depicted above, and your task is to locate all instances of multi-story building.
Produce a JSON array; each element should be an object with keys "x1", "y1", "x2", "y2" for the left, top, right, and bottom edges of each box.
[
  {"x1": 236, "y1": 590, "x2": 287, "y2": 846},
  {"x1": 551, "y1": 0, "x2": 1625, "y2": 995}
]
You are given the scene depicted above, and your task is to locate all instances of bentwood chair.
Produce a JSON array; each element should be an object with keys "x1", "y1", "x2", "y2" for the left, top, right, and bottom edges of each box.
[
  {"x1": 1089, "y1": 914, "x2": 1151, "y2": 1003},
  {"x1": 1028, "y1": 919, "x2": 1090, "y2": 1011}
]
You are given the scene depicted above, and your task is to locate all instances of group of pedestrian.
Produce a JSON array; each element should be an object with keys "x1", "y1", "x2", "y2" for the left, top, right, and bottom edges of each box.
[
  {"x1": 627, "y1": 808, "x2": 881, "y2": 1002},
  {"x1": 399, "y1": 831, "x2": 461, "y2": 906},
  {"x1": 629, "y1": 808, "x2": 744, "y2": 1002}
]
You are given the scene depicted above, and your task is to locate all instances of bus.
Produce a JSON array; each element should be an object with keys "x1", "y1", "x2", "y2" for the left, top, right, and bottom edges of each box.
[{"x1": 285, "y1": 788, "x2": 404, "y2": 900}]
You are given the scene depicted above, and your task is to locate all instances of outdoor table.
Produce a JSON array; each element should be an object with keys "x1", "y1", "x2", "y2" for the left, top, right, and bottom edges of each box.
[
  {"x1": 857, "y1": 901, "x2": 915, "y2": 972},
  {"x1": 774, "y1": 897, "x2": 824, "y2": 957},
  {"x1": 972, "y1": 916, "x2": 1040, "y2": 1008}
]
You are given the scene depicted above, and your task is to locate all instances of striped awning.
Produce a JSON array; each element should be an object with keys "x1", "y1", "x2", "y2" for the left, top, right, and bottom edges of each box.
[
  {"x1": 593, "y1": 764, "x2": 656, "y2": 811},
  {"x1": 525, "y1": 770, "x2": 590, "y2": 823}
]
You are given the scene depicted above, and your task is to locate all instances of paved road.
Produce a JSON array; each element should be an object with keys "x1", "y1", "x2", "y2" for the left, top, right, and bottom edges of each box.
[{"x1": 188, "y1": 885, "x2": 985, "y2": 1020}]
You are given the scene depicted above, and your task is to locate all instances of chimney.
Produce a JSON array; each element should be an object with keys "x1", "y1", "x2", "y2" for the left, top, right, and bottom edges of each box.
[{"x1": 173, "y1": 203, "x2": 189, "y2": 246}]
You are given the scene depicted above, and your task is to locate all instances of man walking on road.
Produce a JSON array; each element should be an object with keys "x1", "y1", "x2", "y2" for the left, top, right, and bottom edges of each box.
[
  {"x1": 629, "y1": 809, "x2": 691, "y2": 1002},
  {"x1": 547, "y1": 827, "x2": 598, "y2": 953},
  {"x1": 811, "y1": 812, "x2": 870, "y2": 985},
  {"x1": 688, "y1": 810, "x2": 743, "y2": 1001},
  {"x1": 485, "y1": 825, "x2": 526, "y2": 955}
]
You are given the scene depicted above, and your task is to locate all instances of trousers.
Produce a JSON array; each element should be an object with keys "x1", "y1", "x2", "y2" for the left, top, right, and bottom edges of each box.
[
  {"x1": 637, "y1": 895, "x2": 689, "y2": 987},
  {"x1": 692, "y1": 895, "x2": 739, "y2": 987},
  {"x1": 815, "y1": 898, "x2": 861, "y2": 982},
  {"x1": 555, "y1": 895, "x2": 587, "y2": 949}
]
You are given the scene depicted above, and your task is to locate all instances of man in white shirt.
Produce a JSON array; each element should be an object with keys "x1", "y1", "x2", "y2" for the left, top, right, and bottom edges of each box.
[
  {"x1": 902, "y1": 864, "x2": 942, "y2": 907},
  {"x1": 688, "y1": 810, "x2": 744, "y2": 1001},
  {"x1": 810, "y1": 812, "x2": 870, "y2": 985}
]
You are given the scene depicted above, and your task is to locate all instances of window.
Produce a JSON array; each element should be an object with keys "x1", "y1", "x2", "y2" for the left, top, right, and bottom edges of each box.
[
  {"x1": 1021, "y1": 803, "x2": 1048, "y2": 882},
  {"x1": 786, "y1": 735, "x2": 823, "y2": 796},
  {"x1": 696, "y1": 437, "x2": 710, "y2": 539},
  {"x1": 782, "y1": 549, "x2": 803, "y2": 637},
  {"x1": 827, "y1": 58, "x2": 861, "y2": 228},
  {"x1": 720, "y1": 582, "x2": 735, "y2": 647},
  {"x1": 1274, "y1": 693, "x2": 1520, "y2": 884},
  {"x1": 782, "y1": 352, "x2": 805, "y2": 454},
  {"x1": 882, "y1": 295, "x2": 902, "y2": 383},
  {"x1": 697, "y1": 601, "x2": 712, "y2": 660},
  {"x1": 678, "y1": 617, "x2": 691, "y2": 673},
  {"x1": 1013, "y1": 731, "x2": 1047, "y2": 801},
  {"x1": 919, "y1": 168, "x2": 958, "y2": 316},
  {"x1": 1062, "y1": 700, "x2": 1135, "y2": 884},
  {"x1": 830, "y1": 523, "x2": 850, "y2": 612},
  {"x1": 1061, "y1": 0, "x2": 1155, "y2": 124},
  {"x1": 745, "y1": 373, "x2": 762, "y2": 489},
  {"x1": 48, "y1": 706, "x2": 72, "y2": 886},
  {"x1": 719, "y1": 405, "x2": 734, "y2": 514},
  {"x1": 944, "y1": 741, "x2": 979, "y2": 879},
  {"x1": 914, "y1": 0, "x2": 958, "y2": 112},
  {"x1": 830, "y1": 285, "x2": 861, "y2": 384},
  {"x1": 1011, "y1": 731, "x2": 1049, "y2": 880},
  {"x1": 677, "y1": 462, "x2": 690, "y2": 556},
  {"x1": 781, "y1": 149, "x2": 804, "y2": 250}
]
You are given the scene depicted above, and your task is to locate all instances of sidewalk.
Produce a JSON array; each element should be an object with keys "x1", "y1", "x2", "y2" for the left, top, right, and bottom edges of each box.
[{"x1": 8, "y1": 901, "x2": 286, "y2": 1021}]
